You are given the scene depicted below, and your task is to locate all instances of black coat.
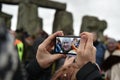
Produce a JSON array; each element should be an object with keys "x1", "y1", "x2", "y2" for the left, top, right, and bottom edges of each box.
[{"x1": 76, "y1": 62, "x2": 103, "y2": 80}]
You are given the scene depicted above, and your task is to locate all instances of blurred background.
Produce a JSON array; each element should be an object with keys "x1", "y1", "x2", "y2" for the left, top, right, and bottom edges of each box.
[{"x1": 1, "y1": 0, "x2": 120, "y2": 40}]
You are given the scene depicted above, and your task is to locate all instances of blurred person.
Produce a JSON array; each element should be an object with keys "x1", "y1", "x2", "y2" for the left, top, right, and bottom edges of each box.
[
  {"x1": 9, "y1": 29, "x2": 24, "y2": 62},
  {"x1": 23, "y1": 33, "x2": 36, "y2": 64},
  {"x1": 29, "y1": 30, "x2": 50, "y2": 80},
  {"x1": 92, "y1": 32, "x2": 106, "y2": 68},
  {"x1": 0, "y1": 23, "x2": 26, "y2": 80},
  {"x1": 32, "y1": 30, "x2": 49, "y2": 56},
  {"x1": 101, "y1": 38, "x2": 120, "y2": 80},
  {"x1": 15, "y1": 28, "x2": 36, "y2": 64},
  {"x1": 117, "y1": 40, "x2": 120, "y2": 50},
  {"x1": 14, "y1": 36, "x2": 24, "y2": 61}
]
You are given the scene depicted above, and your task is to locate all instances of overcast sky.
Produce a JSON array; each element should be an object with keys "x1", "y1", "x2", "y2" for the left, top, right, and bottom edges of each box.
[{"x1": 2, "y1": 0, "x2": 120, "y2": 40}]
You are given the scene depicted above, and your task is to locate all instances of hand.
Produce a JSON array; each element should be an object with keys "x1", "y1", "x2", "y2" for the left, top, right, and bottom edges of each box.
[
  {"x1": 51, "y1": 56, "x2": 75, "y2": 80},
  {"x1": 36, "y1": 31, "x2": 65, "y2": 69},
  {"x1": 75, "y1": 32, "x2": 96, "y2": 68},
  {"x1": 62, "y1": 56, "x2": 75, "y2": 68}
]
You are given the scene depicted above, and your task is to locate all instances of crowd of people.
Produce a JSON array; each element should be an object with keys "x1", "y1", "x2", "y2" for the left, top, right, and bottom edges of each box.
[{"x1": 0, "y1": 21, "x2": 120, "y2": 80}]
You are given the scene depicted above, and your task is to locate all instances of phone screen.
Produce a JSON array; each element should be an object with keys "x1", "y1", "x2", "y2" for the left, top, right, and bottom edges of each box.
[{"x1": 54, "y1": 36, "x2": 80, "y2": 55}]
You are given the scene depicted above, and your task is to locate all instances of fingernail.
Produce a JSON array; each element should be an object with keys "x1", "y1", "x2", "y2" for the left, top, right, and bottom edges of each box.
[{"x1": 57, "y1": 31, "x2": 63, "y2": 36}]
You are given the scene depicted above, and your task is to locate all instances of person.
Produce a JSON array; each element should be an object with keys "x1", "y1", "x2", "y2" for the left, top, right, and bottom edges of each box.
[
  {"x1": 60, "y1": 37, "x2": 79, "y2": 55},
  {"x1": 15, "y1": 28, "x2": 35, "y2": 64},
  {"x1": 101, "y1": 38, "x2": 120, "y2": 80},
  {"x1": 0, "y1": 24, "x2": 25, "y2": 80},
  {"x1": 51, "y1": 32, "x2": 102, "y2": 80},
  {"x1": 55, "y1": 37, "x2": 62, "y2": 53},
  {"x1": 70, "y1": 38, "x2": 80, "y2": 54},
  {"x1": 72, "y1": 38, "x2": 80, "y2": 48},
  {"x1": 60, "y1": 38, "x2": 72, "y2": 53},
  {"x1": 9, "y1": 30, "x2": 24, "y2": 61},
  {"x1": 29, "y1": 30, "x2": 50, "y2": 80},
  {"x1": 0, "y1": 23, "x2": 102, "y2": 80},
  {"x1": 92, "y1": 32, "x2": 106, "y2": 68},
  {"x1": 117, "y1": 40, "x2": 120, "y2": 50}
]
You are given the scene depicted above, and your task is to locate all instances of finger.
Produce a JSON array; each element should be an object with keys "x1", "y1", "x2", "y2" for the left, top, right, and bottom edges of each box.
[
  {"x1": 91, "y1": 46, "x2": 96, "y2": 63},
  {"x1": 80, "y1": 32, "x2": 93, "y2": 48},
  {"x1": 65, "y1": 56, "x2": 69, "y2": 61},
  {"x1": 83, "y1": 32, "x2": 94, "y2": 63},
  {"x1": 68, "y1": 57, "x2": 75, "y2": 62},
  {"x1": 41, "y1": 31, "x2": 64, "y2": 48},
  {"x1": 51, "y1": 54, "x2": 66, "y2": 62},
  {"x1": 52, "y1": 71, "x2": 63, "y2": 80},
  {"x1": 65, "y1": 56, "x2": 75, "y2": 62},
  {"x1": 77, "y1": 35, "x2": 87, "y2": 54},
  {"x1": 81, "y1": 32, "x2": 93, "y2": 44},
  {"x1": 85, "y1": 33, "x2": 93, "y2": 49},
  {"x1": 80, "y1": 32, "x2": 91, "y2": 36}
]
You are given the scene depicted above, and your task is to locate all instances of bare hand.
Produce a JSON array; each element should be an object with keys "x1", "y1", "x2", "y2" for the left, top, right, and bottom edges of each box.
[
  {"x1": 36, "y1": 31, "x2": 65, "y2": 69},
  {"x1": 75, "y1": 32, "x2": 96, "y2": 68},
  {"x1": 63, "y1": 56, "x2": 75, "y2": 68}
]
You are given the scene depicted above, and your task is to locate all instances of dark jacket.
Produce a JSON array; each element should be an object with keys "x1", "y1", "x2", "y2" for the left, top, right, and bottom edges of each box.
[
  {"x1": 93, "y1": 40, "x2": 106, "y2": 68},
  {"x1": 26, "y1": 58, "x2": 52, "y2": 80},
  {"x1": 76, "y1": 62, "x2": 103, "y2": 80}
]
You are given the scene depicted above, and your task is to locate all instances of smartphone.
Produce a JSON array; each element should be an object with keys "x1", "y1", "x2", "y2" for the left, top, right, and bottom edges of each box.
[{"x1": 54, "y1": 36, "x2": 80, "y2": 55}]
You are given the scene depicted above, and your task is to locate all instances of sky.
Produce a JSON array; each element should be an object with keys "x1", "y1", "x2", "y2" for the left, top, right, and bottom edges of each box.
[{"x1": 2, "y1": 0, "x2": 120, "y2": 40}]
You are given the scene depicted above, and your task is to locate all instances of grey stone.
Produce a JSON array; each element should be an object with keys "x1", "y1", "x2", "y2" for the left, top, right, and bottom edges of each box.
[
  {"x1": 53, "y1": 10, "x2": 73, "y2": 35},
  {"x1": 80, "y1": 15, "x2": 107, "y2": 41}
]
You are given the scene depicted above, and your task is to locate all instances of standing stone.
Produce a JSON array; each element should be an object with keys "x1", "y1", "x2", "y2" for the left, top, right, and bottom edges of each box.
[
  {"x1": 53, "y1": 10, "x2": 73, "y2": 35},
  {"x1": 80, "y1": 15, "x2": 99, "y2": 33},
  {"x1": 17, "y1": 1, "x2": 42, "y2": 36},
  {"x1": 80, "y1": 15, "x2": 107, "y2": 41},
  {"x1": 0, "y1": 0, "x2": 20, "y2": 4}
]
